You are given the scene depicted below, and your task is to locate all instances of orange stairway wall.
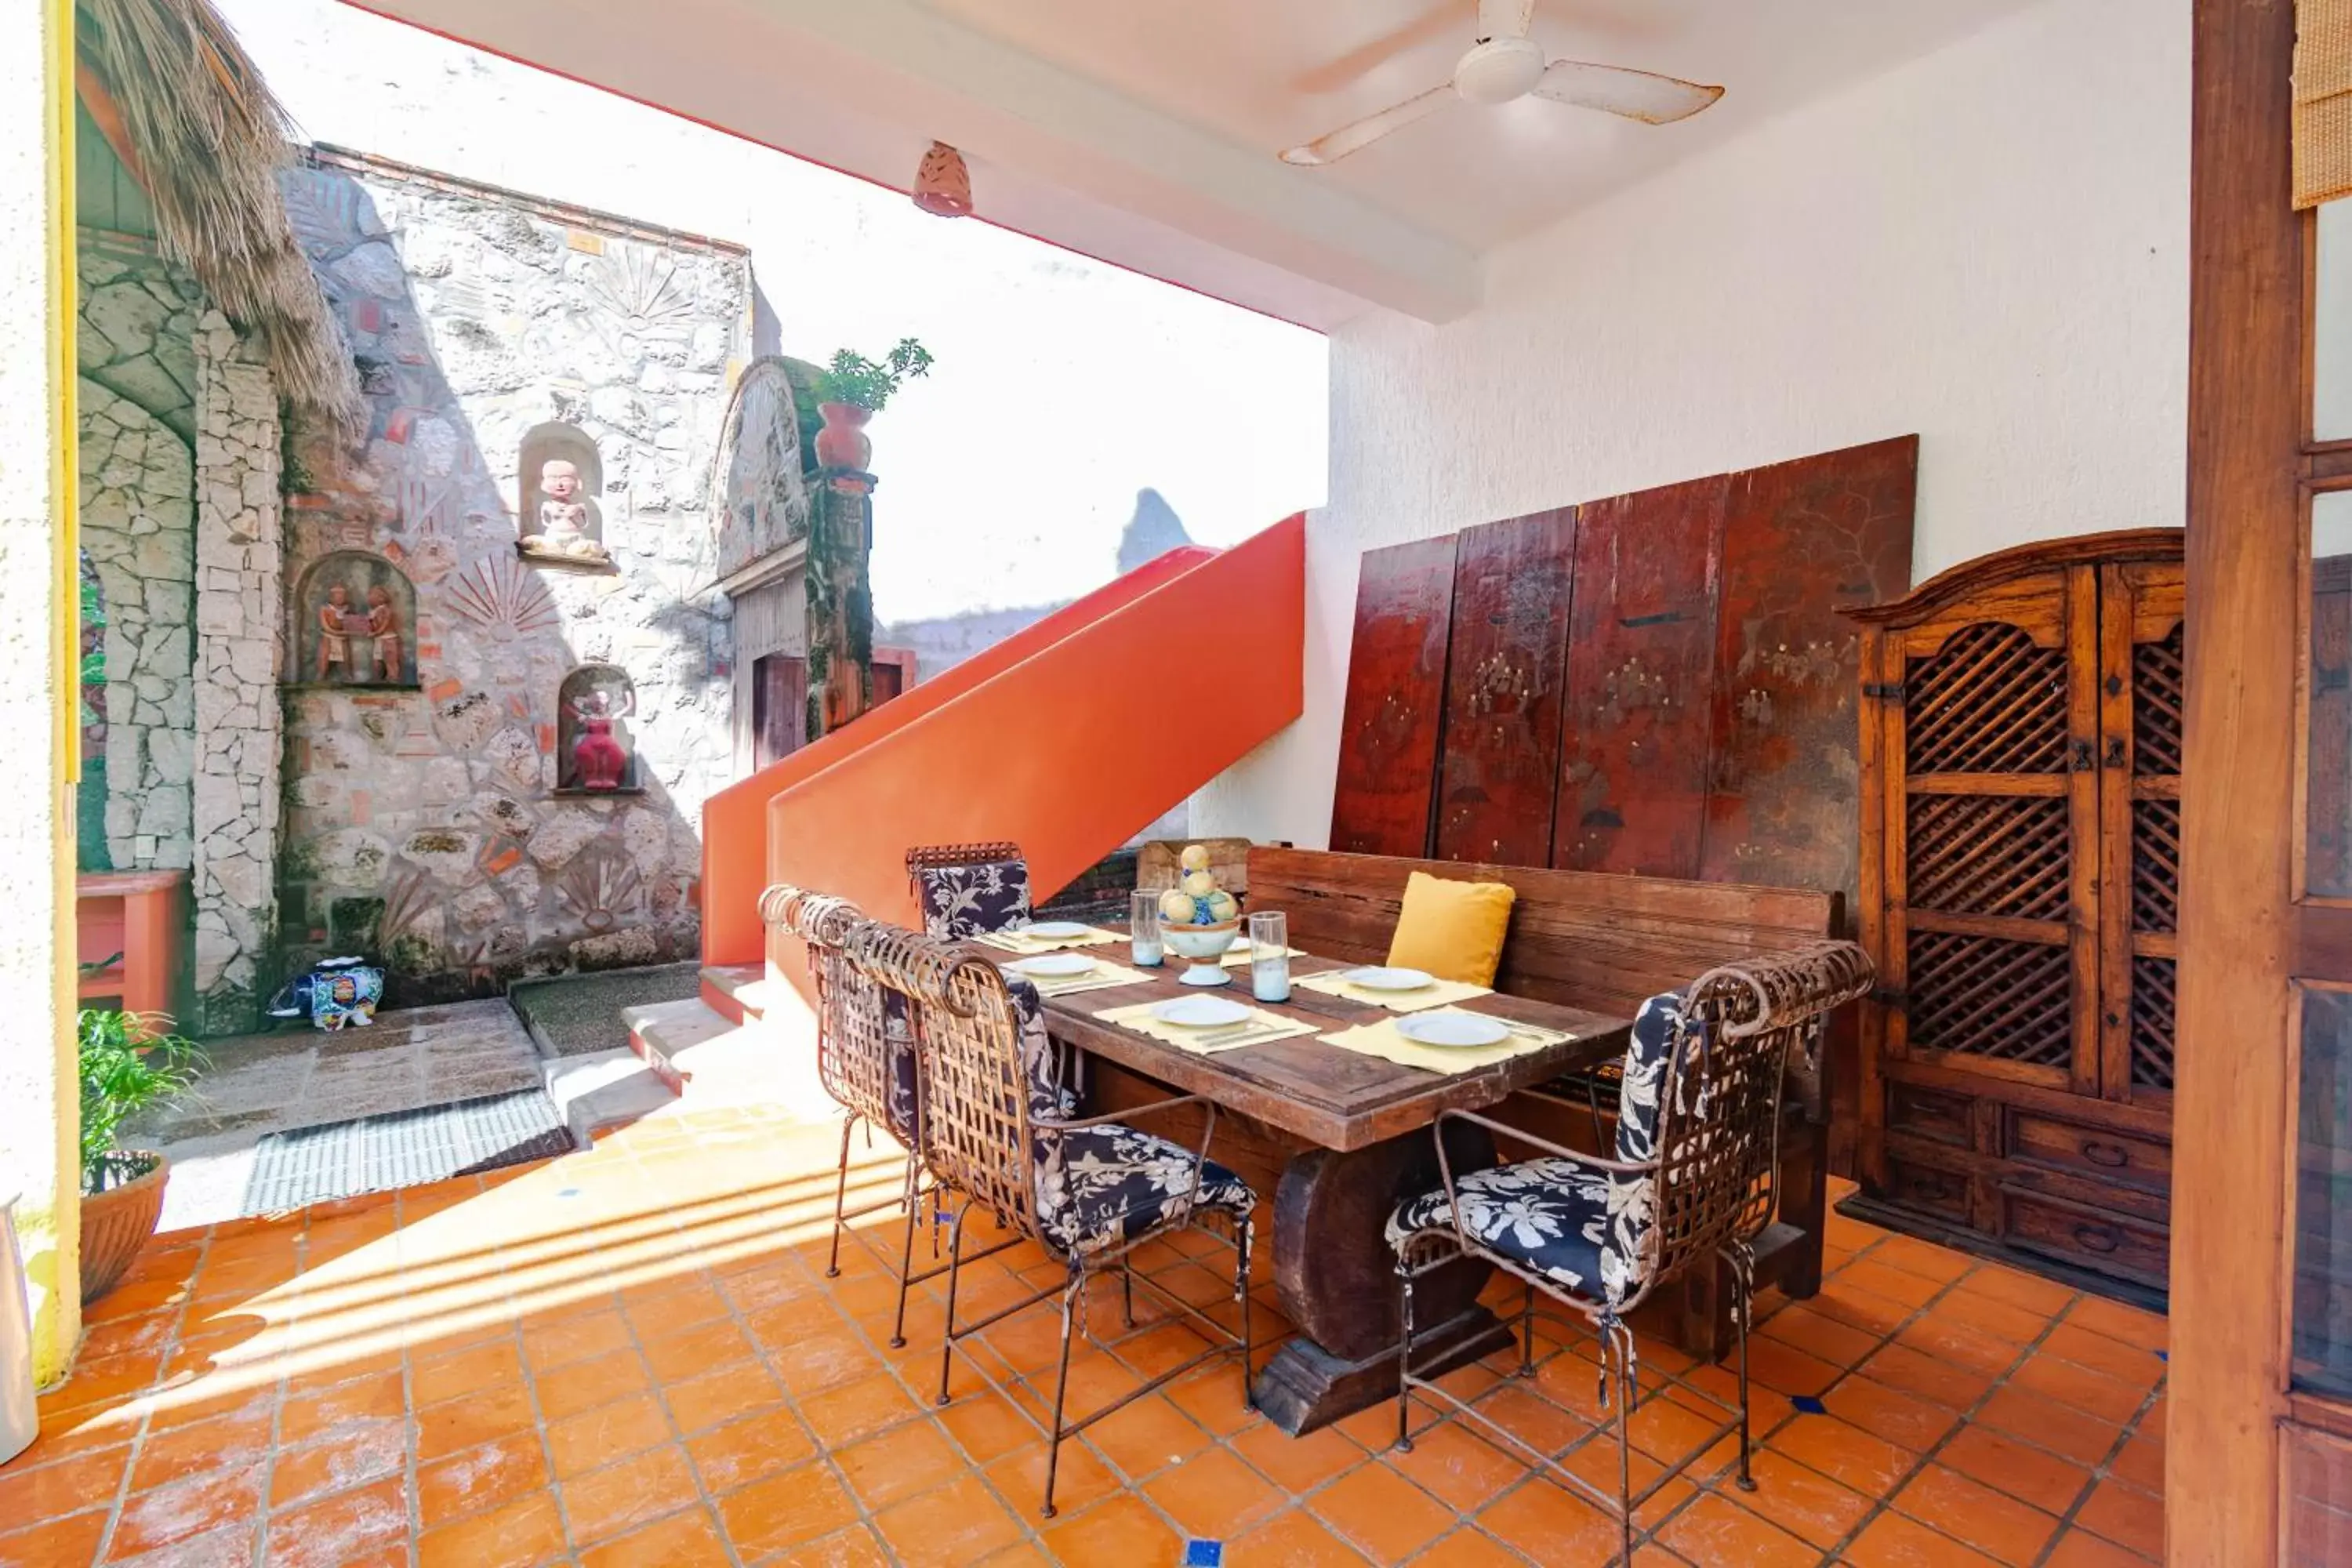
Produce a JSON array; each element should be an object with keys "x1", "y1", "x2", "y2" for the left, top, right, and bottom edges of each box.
[{"x1": 699, "y1": 514, "x2": 1305, "y2": 970}]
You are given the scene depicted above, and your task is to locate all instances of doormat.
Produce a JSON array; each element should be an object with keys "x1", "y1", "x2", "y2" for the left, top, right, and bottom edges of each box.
[{"x1": 241, "y1": 1089, "x2": 574, "y2": 1214}]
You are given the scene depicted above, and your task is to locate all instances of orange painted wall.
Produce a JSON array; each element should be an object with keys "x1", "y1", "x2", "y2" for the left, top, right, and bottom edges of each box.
[{"x1": 724, "y1": 516, "x2": 1305, "y2": 980}]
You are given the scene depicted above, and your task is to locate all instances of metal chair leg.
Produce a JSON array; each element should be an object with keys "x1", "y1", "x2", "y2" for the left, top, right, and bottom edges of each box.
[
  {"x1": 1610, "y1": 1328, "x2": 1637, "y2": 1568},
  {"x1": 1236, "y1": 1223, "x2": 1257, "y2": 1413},
  {"x1": 888, "y1": 1160, "x2": 922, "y2": 1350},
  {"x1": 1041, "y1": 1271, "x2": 1083, "y2": 1519},
  {"x1": 824, "y1": 1115, "x2": 856, "y2": 1279},
  {"x1": 1395, "y1": 1267, "x2": 1417, "y2": 1453},
  {"x1": 1728, "y1": 1243, "x2": 1759, "y2": 1492},
  {"x1": 935, "y1": 1202, "x2": 971, "y2": 1407},
  {"x1": 1519, "y1": 1281, "x2": 1538, "y2": 1377},
  {"x1": 1121, "y1": 1258, "x2": 1135, "y2": 1328}
]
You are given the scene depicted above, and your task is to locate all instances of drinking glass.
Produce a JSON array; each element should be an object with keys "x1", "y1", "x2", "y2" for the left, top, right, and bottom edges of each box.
[
  {"x1": 1129, "y1": 891, "x2": 1163, "y2": 967},
  {"x1": 1249, "y1": 910, "x2": 1290, "y2": 1003}
]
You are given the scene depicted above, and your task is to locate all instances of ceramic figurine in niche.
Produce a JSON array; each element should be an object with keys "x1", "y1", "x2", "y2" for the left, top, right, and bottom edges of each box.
[
  {"x1": 523, "y1": 458, "x2": 608, "y2": 563},
  {"x1": 567, "y1": 684, "x2": 635, "y2": 791},
  {"x1": 314, "y1": 585, "x2": 358, "y2": 682},
  {"x1": 365, "y1": 586, "x2": 405, "y2": 684},
  {"x1": 294, "y1": 552, "x2": 419, "y2": 689}
]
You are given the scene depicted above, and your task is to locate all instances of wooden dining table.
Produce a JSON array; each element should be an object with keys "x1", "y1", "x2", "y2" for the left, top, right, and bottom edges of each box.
[{"x1": 1005, "y1": 935, "x2": 1634, "y2": 1436}]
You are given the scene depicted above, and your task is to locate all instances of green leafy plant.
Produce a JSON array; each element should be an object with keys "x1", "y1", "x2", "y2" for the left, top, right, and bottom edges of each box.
[
  {"x1": 78, "y1": 572, "x2": 105, "y2": 728},
  {"x1": 813, "y1": 338, "x2": 935, "y2": 412},
  {"x1": 78, "y1": 1009, "x2": 205, "y2": 1193}
]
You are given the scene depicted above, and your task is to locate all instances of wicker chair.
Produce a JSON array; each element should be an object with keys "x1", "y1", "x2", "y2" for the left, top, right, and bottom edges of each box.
[
  {"x1": 1386, "y1": 941, "x2": 1875, "y2": 1566},
  {"x1": 905, "y1": 840, "x2": 1033, "y2": 938},
  {"x1": 759, "y1": 883, "x2": 1009, "y2": 1350},
  {"x1": 849, "y1": 919, "x2": 1258, "y2": 1518}
]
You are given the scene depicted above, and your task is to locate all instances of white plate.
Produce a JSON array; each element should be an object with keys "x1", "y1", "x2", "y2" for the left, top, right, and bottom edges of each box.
[
  {"x1": 1014, "y1": 953, "x2": 1096, "y2": 979},
  {"x1": 1022, "y1": 920, "x2": 1091, "y2": 939},
  {"x1": 1151, "y1": 996, "x2": 1253, "y2": 1028},
  {"x1": 1396, "y1": 1012, "x2": 1512, "y2": 1048},
  {"x1": 1347, "y1": 966, "x2": 1436, "y2": 992}
]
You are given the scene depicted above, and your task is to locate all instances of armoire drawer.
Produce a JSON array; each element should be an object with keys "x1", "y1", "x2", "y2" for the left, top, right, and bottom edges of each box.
[
  {"x1": 1886, "y1": 1083, "x2": 1973, "y2": 1148},
  {"x1": 1999, "y1": 1188, "x2": 2170, "y2": 1287},
  {"x1": 1880, "y1": 1152, "x2": 1973, "y2": 1225},
  {"x1": 2007, "y1": 1112, "x2": 2171, "y2": 1196}
]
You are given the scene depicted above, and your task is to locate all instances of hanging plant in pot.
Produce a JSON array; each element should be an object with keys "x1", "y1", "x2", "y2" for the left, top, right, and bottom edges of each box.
[
  {"x1": 78, "y1": 1009, "x2": 204, "y2": 1305},
  {"x1": 812, "y1": 338, "x2": 934, "y2": 488}
]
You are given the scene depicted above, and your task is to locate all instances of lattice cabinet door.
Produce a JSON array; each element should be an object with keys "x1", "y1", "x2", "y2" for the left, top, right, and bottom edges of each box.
[
  {"x1": 2096, "y1": 562, "x2": 2183, "y2": 1109},
  {"x1": 1876, "y1": 566, "x2": 2103, "y2": 1097}
]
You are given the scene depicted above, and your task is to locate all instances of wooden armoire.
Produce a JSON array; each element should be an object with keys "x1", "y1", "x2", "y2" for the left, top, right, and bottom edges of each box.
[{"x1": 1845, "y1": 530, "x2": 2183, "y2": 1305}]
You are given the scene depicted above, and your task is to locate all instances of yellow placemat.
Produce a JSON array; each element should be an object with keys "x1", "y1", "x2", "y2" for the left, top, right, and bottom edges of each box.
[
  {"x1": 1092, "y1": 1000, "x2": 1321, "y2": 1054},
  {"x1": 1317, "y1": 1011, "x2": 1577, "y2": 1076},
  {"x1": 973, "y1": 924, "x2": 1124, "y2": 956},
  {"x1": 1294, "y1": 968, "x2": 1494, "y2": 1014},
  {"x1": 1000, "y1": 957, "x2": 1156, "y2": 1000},
  {"x1": 1218, "y1": 944, "x2": 1305, "y2": 968}
]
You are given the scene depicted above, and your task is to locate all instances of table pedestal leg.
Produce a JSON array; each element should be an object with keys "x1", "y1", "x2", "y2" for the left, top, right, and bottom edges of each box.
[{"x1": 1250, "y1": 1120, "x2": 1515, "y2": 1436}]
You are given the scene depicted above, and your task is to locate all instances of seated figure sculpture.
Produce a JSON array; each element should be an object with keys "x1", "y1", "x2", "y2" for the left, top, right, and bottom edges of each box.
[{"x1": 522, "y1": 457, "x2": 608, "y2": 563}]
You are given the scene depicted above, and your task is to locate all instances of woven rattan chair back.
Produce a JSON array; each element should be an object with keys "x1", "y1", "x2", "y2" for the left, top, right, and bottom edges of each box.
[
  {"x1": 761, "y1": 887, "x2": 904, "y2": 1133},
  {"x1": 849, "y1": 921, "x2": 1044, "y2": 1238},
  {"x1": 1629, "y1": 941, "x2": 1875, "y2": 1309},
  {"x1": 905, "y1": 840, "x2": 1032, "y2": 939}
]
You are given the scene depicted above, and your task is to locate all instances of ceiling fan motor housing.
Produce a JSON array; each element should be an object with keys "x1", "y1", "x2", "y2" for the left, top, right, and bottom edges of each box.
[{"x1": 1454, "y1": 35, "x2": 1546, "y2": 104}]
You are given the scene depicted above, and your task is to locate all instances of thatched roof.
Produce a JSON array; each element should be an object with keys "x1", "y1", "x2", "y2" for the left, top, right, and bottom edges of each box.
[{"x1": 76, "y1": 0, "x2": 363, "y2": 433}]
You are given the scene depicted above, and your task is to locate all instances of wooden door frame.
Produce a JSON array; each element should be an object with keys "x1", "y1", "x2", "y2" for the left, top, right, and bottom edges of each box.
[{"x1": 2174, "y1": 0, "x2": 2302, "y2": 1559}]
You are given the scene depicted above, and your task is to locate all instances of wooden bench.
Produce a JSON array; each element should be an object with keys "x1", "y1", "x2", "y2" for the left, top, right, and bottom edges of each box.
[{"x1": 1247, "y1": 845, "x2": 1845, "y2": 1359}]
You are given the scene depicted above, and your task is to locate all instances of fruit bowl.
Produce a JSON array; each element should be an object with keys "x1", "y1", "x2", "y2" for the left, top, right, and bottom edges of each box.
[{"x1": 1160, "y1": 918, "x2": 1243, "y2": 987}]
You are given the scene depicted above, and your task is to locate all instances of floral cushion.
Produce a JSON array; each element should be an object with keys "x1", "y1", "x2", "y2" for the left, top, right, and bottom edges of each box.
[
  {"x1": 1386, "y1": 987, "x2": 1690, "y2": 1308},
  {"x1": 880, "y1": 990, "x2": 919, "y2": 1141},
  {"x1": 1037, "y1": 1125, "x2": 1256, "y2": 1258},
  {"x1": 915, "y1": 858, "x2": 1034, "y2": 939}
]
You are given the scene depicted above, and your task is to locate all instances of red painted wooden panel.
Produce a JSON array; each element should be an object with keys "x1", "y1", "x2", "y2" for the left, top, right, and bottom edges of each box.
[
  {"x1": 1434, "y1": 508, "x2": 1577, "y2": 866},
  {"x1": 1330, "y1": 535, "x2": 1457, "y2": 856},
  {"x1": 1552, "y1": 474, "x2": 1729, "y2": 877},
  {"x1": 1700, "y1": 436, "x2": 1918, "y2": 899}
]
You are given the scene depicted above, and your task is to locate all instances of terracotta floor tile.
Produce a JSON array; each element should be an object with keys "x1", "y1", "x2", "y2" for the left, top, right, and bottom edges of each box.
[
  {"x1": 1821, "y1": 1377, "x2": 1961, "y2": 1453},
  {"x1": 103, "y1": 1519, "x2": 255, "y2": 1568},
  {"x1": 661, "y1": 1358, "x2": 784, "y2": 1436},
  {"x1": 684, "y1": 1405, "x2": 816, "y2": 1494},
  {"x1": 637, "y1": 1317, "x2": 755, "y2": 1384},
  {"x1": 767, "y1": 1328, "x2": 884, "y2": 1396},
  {"x1": 415, "y1": 1381, "x2": 538, "y2": 1464},
  {"x1": 1747, "y1": 1338, "x2": 1844, "y2": 1399},
  {"x1": 106, "y1": 1461, "x2": 263, "y2": 1559},
  {"x1": 264, "y1": 1475, "x2": 408, "y2": 1568},
  {"x1": 0, "y1": 1444, "x2": 127, "y2": 1525},
  {"x1": 2060, "y1": 1297, "x2": 2168, "y2": 1356},
  {"x1": 521, "y1": 1308, "x2": 636, "y2": 1373},
  {"x1": 1857, "y1": 1343, "x2": 1996, "y2": 1412},
  {"x1": 1976, "y1": 1388, "x2": 2121, "y2": 1468},
  {"x1": 1845, "y1": 1510, "x2": 2006, "y2": 1567},
  {"x1": 2041, "y1": 1324, "x2": 2165, "y2": 1389},
  {"x1": 1228, "y1": 1418, "x2": 1363, "y2": 1497},
  {"x1": 802, "y1": 1371, "x2": 925, "y2": 1450},
  {"x1": 1936, "y1": 1425, "x2": 2092, "y2": 1516},
  {"x1": 535, "y1": 1346, "x2": 655, "y2": 1422},
  {"x1": 1894, "y1": 1463, "x2": 2063, "y2": 1566},
  {"x1": 2110, "y1": 1431, "x2": 2164, "y2": 1494},
  {"x1": 1476, "y1": 1478, "x2": 1632, "y2": 1564},
  {"x1": 579, "y1": 1505, "x2": 727, "y2": 1568},
  {"x1": 986, "y1": 1431, "x2": 1126, "y2": 1519},
  {"x1": 1768, "y1": 1414, "x2": 1917, "y2": 1496},
  {"x1": 870, "y1": 1472, "x2": 1025, "y2": 1568},
  {"x1": 1873, "y1": 1236, "x2": 1978, "y2": 1287},
  {"x1": 833, "y1": 1418, "x2": 967, "y2": 1512},
  {"x1": 412, "y1": 1337, "x2": 524, "y2": 1406},
  {"x1": 1231, "y1": 1506, "x2": 1377, "y2": 1566},
  {"x1": 1309, "y1": 1458, "x2": 1458, "y2": 1561},
  {"x1": 2043, "y1": 1529, "x2": 2158, "y2": 1567},
  {"x1": 938, "y1": 1392, "x2": 1040, "y2": 1465},
  {"x1": 1657, "y1": 1490, "x2": 1821, "y2": 1568},
  {"x1": 1138, "y1": 1443, "x2": 1283, "y2": 1538},
  {"x1": 1730, "y1": 1450, "x2": 1875, "y2": 1548},
  {"x1": 1041, "y1": 1492, "x2": 1183, "y2": 1564},
  {"x1": 546, "y1": 1390, "x2": 673, "y2": 1480},
  {"x1": 1410, "y1": 1526, "x2": 1530, "y2": 1566},
  {"x1": 2009, "y1": 1353, "x2": 2149, "y2": 1426},
  {"x1": 1952, "y1": 1266, "x2": 2076, "y2": 1318},
  {"x1": 1893, "y1": 1317, "x2": 2024, "y2": 1382},
  {"x1": 277, "y1": 1370, "x2": 404, "y2": 1446},
  {"x1": 1809, "y1": 1279, "x2": 1922, "y2": 1340},
  {"x1": 416, "y1": 1486, "x2": 567, "y2": 1568},
  {"x1": 715, "y1": 1460, "x2": 864, "y2": 1559},
  {"x1": 1925, "y1": 1293, "x2": 2052, "y2": 1348},
  {"x1": 1763, "y1": 1304, "x2": 1889, "y2": 1368},
  {"x1": 266, "y1": 1417, "x2": 405, "y2": 1507},
  {"x1": 1162, "y1": 1361, "x2": 1261, "y2": 1439},
  {"x1": 1080, "y1": 1393, "x2": 1213, "y2": 1481},
  {"x1": 416, "y1": 1432, "x2": 549, "y2": 1530},
  {"x1": 1838, "y1": 1258, "x2": 1945, "y2": 1310},
  {"x1": 1380, "y1": 1420, "x2": 1529, "y2": 1514},
  {"x1": 778, "y1": 1523, "x2": 897, "y2": 1567},
  {"x1": 0, "y1": 1508, "x2": 109, "y2": 1568},
  {"x1": 561, "y1": 1442, "x2": 698, "y2": 1548},
  {"x1": 2075, "y1": 1479, "x2": 2165, "y2": 1559}
]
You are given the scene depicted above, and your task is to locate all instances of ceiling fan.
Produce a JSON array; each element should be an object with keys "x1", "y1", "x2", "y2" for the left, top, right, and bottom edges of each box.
[{"x1": 1279, "y1": 0, "x2": 1724, "y2": 167}]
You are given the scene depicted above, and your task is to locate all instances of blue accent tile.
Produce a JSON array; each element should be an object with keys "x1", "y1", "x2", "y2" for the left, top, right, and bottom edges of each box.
[
  {"x1": 1790, "y1": 1394, "x2": 1828, "y2": 1415},
  {"x1": 2155, "y1": 1349, "x2": 2168, "y2": 1363},
  {"x1": 1182, "y1": 1542, "x2": 1224, "y2": 1567}
]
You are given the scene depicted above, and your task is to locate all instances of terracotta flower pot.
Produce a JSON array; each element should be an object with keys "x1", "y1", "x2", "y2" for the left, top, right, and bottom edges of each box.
[
  {"x1": 815, "y1": 401, "x2": 875, "y2": 473},
  {"x1": 79, "y1": 1152, "x2": 169, "y2": 1305}
]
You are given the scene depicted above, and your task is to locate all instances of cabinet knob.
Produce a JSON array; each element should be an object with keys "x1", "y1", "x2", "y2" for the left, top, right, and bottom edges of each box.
[
  {"x1": 2073, "y1": 1224, "x2": 2122, "y2": 1254},
  {"x1": 2081, "y1": 1140, "x2": 2129, "y2": 1168}
]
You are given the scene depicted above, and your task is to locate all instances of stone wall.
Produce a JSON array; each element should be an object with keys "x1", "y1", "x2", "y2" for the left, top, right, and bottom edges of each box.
[{"x1": 274, "y1": 151, "x2": 749, "y2": 1003}]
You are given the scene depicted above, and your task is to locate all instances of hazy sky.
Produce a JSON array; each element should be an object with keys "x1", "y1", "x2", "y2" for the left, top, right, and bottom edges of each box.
[{"x1": 211, "y1": 0, "x2": 1330, "y2": 625}]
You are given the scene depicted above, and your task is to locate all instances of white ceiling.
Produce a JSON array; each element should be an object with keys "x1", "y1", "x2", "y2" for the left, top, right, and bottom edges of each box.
[
  {"x1": 926, "y1": 0, "x2": 2047, "y2": 250},
  {"x1": 355, "y1": 0, "x2": 2048, "y2": 324}
]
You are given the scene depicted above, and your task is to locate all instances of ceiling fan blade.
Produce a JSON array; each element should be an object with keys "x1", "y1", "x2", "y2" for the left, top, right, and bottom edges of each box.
[
  {"x1": 1291, "y1": 1, "x2": 1462, "y2": 95},
  {"x1": 1478, "y1": 0, "x2": 1537, "y2": 40},
  {"x1": 1279, "y1": 85, "x2": 1457, "y2": 166},
  {"x1": 1532, "y1": 59, "x2": 1723, "y2": 124}
]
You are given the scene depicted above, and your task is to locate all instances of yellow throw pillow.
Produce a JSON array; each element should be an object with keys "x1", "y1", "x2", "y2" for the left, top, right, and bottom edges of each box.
[{"x1": 1386, "y1": 871, "x2": 1516, "y2": 987}]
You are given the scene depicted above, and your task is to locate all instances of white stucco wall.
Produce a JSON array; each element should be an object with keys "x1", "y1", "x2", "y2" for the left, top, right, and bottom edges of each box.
[{"x1": 1196, "y1": 0, "x2": 2190, "y2": 849}]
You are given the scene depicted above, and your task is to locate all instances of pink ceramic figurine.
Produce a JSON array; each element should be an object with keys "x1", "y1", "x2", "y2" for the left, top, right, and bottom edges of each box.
[{"x1": 568, "y1": 685, "x2": 634, "y2": 791}]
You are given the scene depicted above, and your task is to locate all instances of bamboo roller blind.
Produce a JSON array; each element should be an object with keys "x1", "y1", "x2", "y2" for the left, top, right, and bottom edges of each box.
[{"x1": 2301, "y1": 0, "x2": 2352, "y2": 207}]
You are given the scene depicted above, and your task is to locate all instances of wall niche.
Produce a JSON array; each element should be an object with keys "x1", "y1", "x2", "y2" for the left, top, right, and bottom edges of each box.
[
  {"x1": 292, "y1": 552, "x2": 419, "y2": 688},
  {"x1": 517, "y1": 421, "x2": 612, "y2": 568},
  {"x1": 556, "y1": 664, "x2": 641, "y2": 794}
]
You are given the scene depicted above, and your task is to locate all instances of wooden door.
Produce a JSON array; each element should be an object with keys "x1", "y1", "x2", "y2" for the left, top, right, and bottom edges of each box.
[
  {"x1": 752, "y1": 653, "x2": 805, "y2": 770},
  {"x1": 2096, "y1": 563, "x2": 2183, "y2": 1113},
  {"x1": 1330, "y1": 536, "x2": 1457, "y2": 856},
  {"x1": 1874, "y1": 571, "x2": 2102, "y2": 1101}
]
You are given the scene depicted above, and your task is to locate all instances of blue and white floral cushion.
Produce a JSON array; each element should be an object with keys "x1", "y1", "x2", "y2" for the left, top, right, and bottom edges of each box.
[
  {"x1": 915, "y1": 858, "x2": 1034, "y2": 939},
  {"x1": 880, "y1": 990, "x2": 920, "y2": 1142},
  {"x1": 1005, "y1": 978, "x2": 1254, "y2": 1258},
  {"x1": 1385, "y1": 989, "x2": 1688, "y2": 1308}
]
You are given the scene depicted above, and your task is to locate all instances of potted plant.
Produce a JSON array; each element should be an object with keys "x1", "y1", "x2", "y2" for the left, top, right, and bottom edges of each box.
[
  {"x1": 811, "y1": 338, "x2": 935, "y2": 477},
  {"x1": 78, "y1": 1008, "x2": 203, "y2": 1304}
]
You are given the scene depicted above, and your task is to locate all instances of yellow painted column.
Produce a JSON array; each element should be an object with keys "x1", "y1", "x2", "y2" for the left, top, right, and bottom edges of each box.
[{"x1": 0, "y1": 0, "x2": 82, "y2": 1383}]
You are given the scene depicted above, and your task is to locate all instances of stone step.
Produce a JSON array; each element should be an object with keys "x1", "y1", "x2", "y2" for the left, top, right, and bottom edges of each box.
[
  {"x1": 540, "y1": 1047, "x2": 677, "y2": 1145},
  {"x1": 699, "y1": 963, "x2": 771, "y2": 1025},
  {"x1": 626, "y1": 994, "x2": 834, "y2": 1122},
  {"x1": 622, "y1": 996, "x2": 734, "y2": 1088}
]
